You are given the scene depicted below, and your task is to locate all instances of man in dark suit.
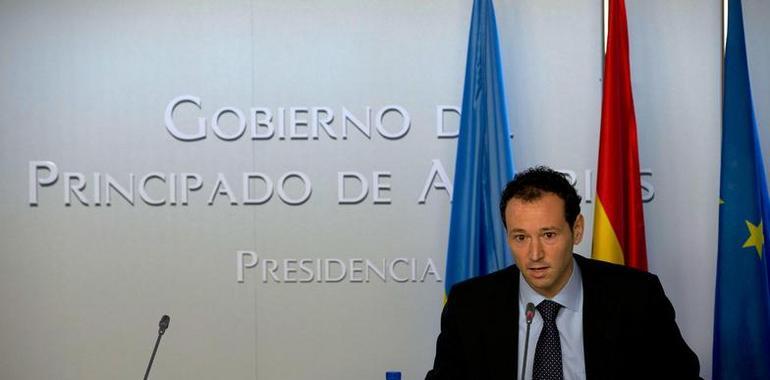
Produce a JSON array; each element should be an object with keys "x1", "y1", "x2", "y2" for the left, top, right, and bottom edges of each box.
[{"x1": 426, "y1": 166, "x2": 700, "y2": 380}]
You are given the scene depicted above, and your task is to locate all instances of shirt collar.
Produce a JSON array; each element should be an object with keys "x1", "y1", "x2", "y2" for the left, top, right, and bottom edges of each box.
[{"x1": 519, "y1": 256, "x2": 583, "y2": 312}]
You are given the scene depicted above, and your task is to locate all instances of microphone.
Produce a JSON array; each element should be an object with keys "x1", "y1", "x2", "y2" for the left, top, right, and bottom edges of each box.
[
  {"x1": 520, "y1": 303, "x2": 535, "y2": 380},
  {"x1": 159, "y1": 315, "x2": 170, "y2": 334},
  {"x1": 144, "y1": 315, "x2": 171, "y2": 380}
]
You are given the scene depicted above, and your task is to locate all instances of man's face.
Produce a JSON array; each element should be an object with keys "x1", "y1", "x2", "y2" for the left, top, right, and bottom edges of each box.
[{"x1": 504, "y1": 192, "x2": 584, "y2": 298}]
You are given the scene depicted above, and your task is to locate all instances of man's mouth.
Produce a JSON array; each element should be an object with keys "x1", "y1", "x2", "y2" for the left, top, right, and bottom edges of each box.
[{"x1": 528, "y1": 266, "x2": 549, "y2": 278}]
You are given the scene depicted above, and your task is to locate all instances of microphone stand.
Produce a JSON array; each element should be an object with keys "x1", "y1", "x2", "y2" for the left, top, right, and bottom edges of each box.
[{"x1": 521, "y1": 303, "x2": 535, "y2": 380}]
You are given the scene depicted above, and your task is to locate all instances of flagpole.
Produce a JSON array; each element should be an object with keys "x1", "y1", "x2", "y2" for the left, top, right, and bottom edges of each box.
[
  {"x1": 603, "y1": 0, "x2": 608, "y2": 55},
  {"x1": 722, "y1": 0, "x2": 727, "y2": 125},
  {"x1": 723, "y1": 0, "x2": 728, "y2": 55}
]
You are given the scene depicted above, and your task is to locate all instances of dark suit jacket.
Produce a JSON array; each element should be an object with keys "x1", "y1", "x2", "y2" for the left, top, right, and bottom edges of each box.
[{"x1": 426, "y1": 254, "x2": 701, "y2": 380}]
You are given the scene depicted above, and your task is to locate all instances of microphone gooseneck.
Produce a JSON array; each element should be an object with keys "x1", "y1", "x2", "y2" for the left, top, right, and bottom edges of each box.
[
  {"x1": 144, "y1": 314, "x2": 171, "y2": 380},
  {"x1": 521, "y1": 302, "x2": 535, "y2": 380}
]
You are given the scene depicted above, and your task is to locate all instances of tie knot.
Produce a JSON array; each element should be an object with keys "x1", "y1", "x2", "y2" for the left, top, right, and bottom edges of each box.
[{"x1": 536, "y1": 300, "x2": 562, "y2": 323}]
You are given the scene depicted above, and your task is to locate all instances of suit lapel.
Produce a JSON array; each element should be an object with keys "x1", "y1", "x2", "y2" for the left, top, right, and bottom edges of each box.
[
  {"x1": 577, "y1": 255, "x2": 616, "y2": 380},
  {"x1": 485, "y1": 265, "x2": 520, "y2": 380}
]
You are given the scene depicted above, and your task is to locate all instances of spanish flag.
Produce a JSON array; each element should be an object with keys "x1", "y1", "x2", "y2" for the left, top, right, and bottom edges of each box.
[{"x1": 591, "y1": 0, "x2": 647, "y2": 271}]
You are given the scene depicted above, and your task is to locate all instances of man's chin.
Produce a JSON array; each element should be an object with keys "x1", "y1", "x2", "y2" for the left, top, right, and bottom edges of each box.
[{"x1": 524, "y1": 276, "x2": 552, "y2": 293}]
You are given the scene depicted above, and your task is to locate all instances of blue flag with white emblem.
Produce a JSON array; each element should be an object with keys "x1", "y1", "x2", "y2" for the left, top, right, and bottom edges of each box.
[
  {"x1": 713, "y1": 0, "x2": 770, "y2": 378},
  {"x1": 445, "y1": 0, "x2": 515, "y2": 294}
]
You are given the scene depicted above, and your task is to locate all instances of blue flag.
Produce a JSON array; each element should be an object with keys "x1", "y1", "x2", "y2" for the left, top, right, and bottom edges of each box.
[
  {"x1": 713, "y1": 0, "x2": 770, "y2": 378},
  {"x1": 445, "y1": 0, "x2": 515, "y2": 294}
]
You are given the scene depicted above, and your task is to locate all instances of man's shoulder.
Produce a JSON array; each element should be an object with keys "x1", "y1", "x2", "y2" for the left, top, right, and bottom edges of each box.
[{"x1": 576, "y1": 254, "x2": 660, "y2": 290}]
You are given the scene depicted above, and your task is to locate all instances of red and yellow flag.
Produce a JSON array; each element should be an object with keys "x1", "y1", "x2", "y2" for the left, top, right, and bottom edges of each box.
[{"x1": 592, "y1": 0, "x2": 647, "y2": 271}]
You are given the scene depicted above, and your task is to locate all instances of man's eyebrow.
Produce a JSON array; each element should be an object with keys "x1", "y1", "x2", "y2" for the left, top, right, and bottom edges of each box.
[{"x1": 508, "y1": 227, "x2": 562, "y2": 235}]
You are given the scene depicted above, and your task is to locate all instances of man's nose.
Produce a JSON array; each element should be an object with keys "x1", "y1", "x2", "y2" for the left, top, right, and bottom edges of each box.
[{"x1": 528, "y1": 238, "x2": 544, "y2": 261}]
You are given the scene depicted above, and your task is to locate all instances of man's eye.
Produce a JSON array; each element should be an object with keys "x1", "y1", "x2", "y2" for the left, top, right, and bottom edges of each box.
[
  {"x1": 512, "y1": 235, "x2": 526, "y2": 242},
  {"x1": 543, "y1": 232, "x2": 556, "y2": 239}
]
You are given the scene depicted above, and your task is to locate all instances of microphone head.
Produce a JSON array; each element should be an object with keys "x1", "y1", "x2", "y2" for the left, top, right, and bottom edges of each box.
[
  {"x1": 525, "y1": 303, "x2": 535, "y2": 323},
  {"x1": 159, "y1": 315, "x2": 170, "y2": 331}
]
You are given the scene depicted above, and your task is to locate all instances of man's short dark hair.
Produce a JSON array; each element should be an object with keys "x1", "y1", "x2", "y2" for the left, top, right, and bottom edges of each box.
[{"x1": 499, "y1": 166, "x2": 582, "y2": 229}]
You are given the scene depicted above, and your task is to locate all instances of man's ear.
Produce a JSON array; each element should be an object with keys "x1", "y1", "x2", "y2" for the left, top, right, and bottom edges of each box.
[{"x1": 572, "y1": 214, "x2": 585, "y2": 245}]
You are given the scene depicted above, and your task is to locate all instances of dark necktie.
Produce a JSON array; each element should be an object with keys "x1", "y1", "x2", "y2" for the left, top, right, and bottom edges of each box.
[{"x1": 532, "y1": 300, "x2": 563, "y2": 380}]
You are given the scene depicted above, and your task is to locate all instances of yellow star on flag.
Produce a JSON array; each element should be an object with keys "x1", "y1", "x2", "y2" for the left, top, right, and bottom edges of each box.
[{"x1": 742, "y1": 220, "x2": 765, "y2": 259}]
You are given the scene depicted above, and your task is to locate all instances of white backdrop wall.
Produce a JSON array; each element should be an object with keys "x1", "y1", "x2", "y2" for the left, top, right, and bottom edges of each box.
[{"x1": 0, "y1": 1, "x2": 767, "y2": 379}]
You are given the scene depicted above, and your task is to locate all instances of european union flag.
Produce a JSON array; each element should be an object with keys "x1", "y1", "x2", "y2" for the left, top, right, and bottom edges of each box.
[
  {"x1": 445, "y1": 0, "x2": 515, "y2": 294},
  {"x1": 713, "y1": 0, "x2": 770, "y2": 378}
]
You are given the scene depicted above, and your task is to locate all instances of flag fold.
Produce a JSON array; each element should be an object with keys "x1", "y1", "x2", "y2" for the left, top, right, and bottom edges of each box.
[
  {"x1": 713, "y1": 0, "x2": 770, "y2": 378},
  {"x1": 591, "y1": 0, "x2": 648, "y2": 271},
  {"x1": 445, "y1": 0, "x2": 515, "y2": 294}
]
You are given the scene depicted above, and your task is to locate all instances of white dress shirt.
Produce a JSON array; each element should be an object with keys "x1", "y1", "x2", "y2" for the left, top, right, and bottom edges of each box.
[{"x1": 517, "y1": 258, "x2": 586, "y2": 380}]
